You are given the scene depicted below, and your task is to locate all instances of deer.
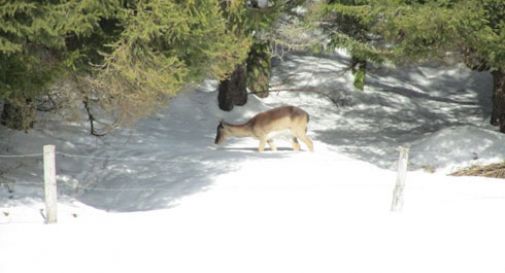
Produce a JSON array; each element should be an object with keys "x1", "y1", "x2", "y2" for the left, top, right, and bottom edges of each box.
[{"x1": 214, "y1": 105, "x2": 314, "y2": 152}]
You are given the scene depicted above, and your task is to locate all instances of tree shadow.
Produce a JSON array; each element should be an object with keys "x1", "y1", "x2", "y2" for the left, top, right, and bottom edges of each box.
[
  {"x1": 270, "y1": 54, "x2": 353, "y2": 93},
  {"x1": 0, "y1": 89, "x2": 292, "y2": 212},
  {"x1": 65, "y1": 90, "x2": 298, "y2": 212},
  {"x1": 270, "y1": 54, "x2": 494, "y2": 170},
  {"x1": 67, "y1": 146, "x2": 281, "y2": 212},
  {"x1": 318, "y1": 66, "x2": 492, "y2": 169},
  {"x1": 223, "y1": 147, "x2": 299, "y2": 152}
]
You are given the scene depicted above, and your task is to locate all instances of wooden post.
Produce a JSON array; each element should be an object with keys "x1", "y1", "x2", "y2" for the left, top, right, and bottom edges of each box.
[
  {"x1": 43, "y1": 145, "x2": 57, "y2": 223},
  {"x1": 391, "y1": 146, "x2": 409, "y2": 212}
]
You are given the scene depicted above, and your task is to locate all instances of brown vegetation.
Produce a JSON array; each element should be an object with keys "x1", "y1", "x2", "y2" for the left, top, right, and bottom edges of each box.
[{"x1": 451, "y1": 162, "x2": 505, "y2": 179}]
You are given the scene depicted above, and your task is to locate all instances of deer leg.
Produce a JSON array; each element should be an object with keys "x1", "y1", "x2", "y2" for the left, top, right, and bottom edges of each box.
[
  {"x1": 300, "y1": 135, "x2": 314, "y2": 152},
  {"x1": 258, "y1": 137, "x2": 267, "y2": 153},
  {"x1": 294, "y1": 130, "x2": 313, "y2": 152},
  {"x1": 267, "y1": 139, "x2": 277, "y2": 151},
  {"x1": 291, "y1": 137, "x2": 301, "y2": 151}
]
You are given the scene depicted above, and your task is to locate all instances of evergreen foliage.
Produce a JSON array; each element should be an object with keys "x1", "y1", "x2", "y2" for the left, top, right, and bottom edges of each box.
[
  {"x1": 7, "y1": 1, "x2": 503, "y2": 131},
  {"x1": 311, "y1": 0, "x2": 383, "y2": 90},
  {"x1": 217, "y1": 0, "x2": 309, "y2": 109},
  {"x1": 373, "y1": 0, "x2": 505, "y2": 70},
  {"x1": 93, "y1": 0, "x2": 250, "y2": 123},
  {"x1": 0, "y1": 0, "x2": 251, "y2": 128},
  {"x1": 313, "y1": 0, "x2": 505, "y2": 131},
  {"x1": 246, "y1": 41, "x2": 271, "y2": 98},
  {"x1": 0, "y1": 1, "x2": 68, "y2": 99},
  {"x1": 313, "y1": 0, "x2": 505, "y2": 84}
]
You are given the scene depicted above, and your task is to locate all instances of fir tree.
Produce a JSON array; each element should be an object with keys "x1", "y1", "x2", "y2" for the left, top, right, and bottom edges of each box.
[
  {"x1": 314, "y1": 0, "x2": 505, "y2": 132},
  {"x1": 0, "y1": 1, "x2": 72, "y2": 130},
  {"x1": 217, "y1": 0, "x2": 309, "y2": 111},
  {"x1": 372, "y1": 0, "x2": 505, "y2": 132},
  {"x1": 93, "y1": 0, "x2": 250, "y2": 124},
  {"x1": 0, "y1": 0, "x2": 250, "y2": 131},
  {"x1": 311, "y1": 0, "x2": 384, "y2": 90}
]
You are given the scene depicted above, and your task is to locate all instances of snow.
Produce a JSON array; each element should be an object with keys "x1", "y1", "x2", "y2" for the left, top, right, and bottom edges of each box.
[
  {"x1": 1, "y1": 52, "x2": 505, "y2": 273},
  {"x1": 410, "y1": 126, "x2": 505, "y2": 172}
]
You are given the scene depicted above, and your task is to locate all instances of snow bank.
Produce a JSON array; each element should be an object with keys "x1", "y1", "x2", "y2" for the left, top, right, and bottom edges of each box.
[
  {"x1": 1, "y1": 53, "x2": 505, "y2": 273},
  {"x1": 410, "y1": 126, "x2": 505, "y2": 172}
]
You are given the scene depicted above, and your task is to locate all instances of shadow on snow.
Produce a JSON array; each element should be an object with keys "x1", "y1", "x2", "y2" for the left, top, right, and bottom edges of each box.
[{"x1": 271, "y1": 54, "x2": 494, "y2": 170}]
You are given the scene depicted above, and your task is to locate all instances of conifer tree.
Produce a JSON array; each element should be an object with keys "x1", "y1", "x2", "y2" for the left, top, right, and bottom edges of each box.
[
  {"x1": 93, "y1": 0, "x2": 250, "y2": 124},
  {"x1": 217, "y1": 0, "x2": 308, "y2": 111},
  {"x1": 372, "y1": 0, "x2": 505, "y2": 132},
  {"x1": 314, "y1": 0, "x2": 505, "y2": 132},
  {"x1": 0, "y1": 0, "x2": 250, "y2": 131},
  {"x1": 311, "y1": 0, "x2": 383, "y2": 90},
  {"x1": 247, "y1": 41, "x2": 271, "y2": 98},
  {"x1": 0, "y1": 1, "x2": 69, "y2": 130}
]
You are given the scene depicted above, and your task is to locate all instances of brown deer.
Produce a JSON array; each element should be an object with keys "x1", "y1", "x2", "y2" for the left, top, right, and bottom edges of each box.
[{"x1": 214, "y1": 105, "x2": 314, "y2": 152}]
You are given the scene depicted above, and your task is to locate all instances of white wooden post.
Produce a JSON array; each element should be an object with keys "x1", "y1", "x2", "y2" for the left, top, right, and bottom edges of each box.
[
  {"x1": 391, "y1": 146, "x2": 409, "y2": 212},
  {"x1": 43, "y1": 145, "x2": 57, "y2": 224}
]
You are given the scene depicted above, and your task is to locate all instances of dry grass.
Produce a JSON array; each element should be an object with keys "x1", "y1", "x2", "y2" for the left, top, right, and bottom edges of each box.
[{"x1": 451, "y1": 162, "x2": 505, "y2": 179}]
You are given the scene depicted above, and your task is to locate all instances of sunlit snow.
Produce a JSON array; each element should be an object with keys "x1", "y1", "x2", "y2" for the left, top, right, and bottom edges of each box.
[{"x1": 1, "y1": 52, "x2": 505, "y2": 273}]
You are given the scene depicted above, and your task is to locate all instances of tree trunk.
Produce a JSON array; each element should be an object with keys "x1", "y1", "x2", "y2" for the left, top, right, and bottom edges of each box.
[
  {"x1": 247, "y1": 42, "x2": 271, "y2": 98},
  {"x1": 218, "y1": 64, "x2": 248, "y2": 111},
  {"x1": 491, "y1": 70, "x2": 505, "y2": 132},
  {"x1": 1, "y1": 98, "x2": 36, "y2": 132}
]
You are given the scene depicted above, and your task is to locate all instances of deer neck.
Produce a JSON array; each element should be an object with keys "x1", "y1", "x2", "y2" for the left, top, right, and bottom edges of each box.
[{"x1": 225, "y1": 122, "x2": 254, "y2": 137}]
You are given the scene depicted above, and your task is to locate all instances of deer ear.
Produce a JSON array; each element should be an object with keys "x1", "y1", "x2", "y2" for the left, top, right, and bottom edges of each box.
[{"x1": 218, "y1": 119, "x2": 224, "y2": 128}]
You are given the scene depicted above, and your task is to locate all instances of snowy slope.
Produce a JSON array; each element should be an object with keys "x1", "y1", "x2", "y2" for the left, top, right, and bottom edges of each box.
[{"x1": 1, "y1": 53, "x2": 505, "y2": 273}]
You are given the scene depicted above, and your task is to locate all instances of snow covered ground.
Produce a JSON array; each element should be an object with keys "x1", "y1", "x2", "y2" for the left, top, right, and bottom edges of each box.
[{"x1": 1, "y1": 53, "x2": 505, "y2": 273}]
